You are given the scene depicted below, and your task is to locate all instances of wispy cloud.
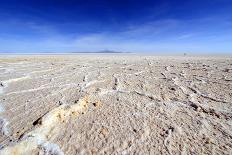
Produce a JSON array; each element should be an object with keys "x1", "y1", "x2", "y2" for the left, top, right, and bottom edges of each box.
[
  {"x1": 177, "y1": 33, "x2": 196, "y2": 39},
  {"x1": 121, "y1": 19, "x2": 179, "y2": 38},
  {"x1": 1, "y1": 16, "x2": 232, "y2": 53}
]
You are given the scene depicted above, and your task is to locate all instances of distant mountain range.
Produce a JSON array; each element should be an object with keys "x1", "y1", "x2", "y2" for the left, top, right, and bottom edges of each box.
[{"x1": 71, "y1": 50, "x2": 130, "y2": 53}]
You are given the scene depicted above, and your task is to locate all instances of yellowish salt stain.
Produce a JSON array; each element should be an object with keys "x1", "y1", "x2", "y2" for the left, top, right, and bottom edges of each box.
[{"x1": 0, "y1": 96, "x2": 89, "y2": 155}]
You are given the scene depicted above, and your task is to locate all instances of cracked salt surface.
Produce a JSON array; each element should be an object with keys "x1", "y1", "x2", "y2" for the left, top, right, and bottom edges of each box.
[{"x1": 0, "y1": 55, "x2": 231, "y2": 155}]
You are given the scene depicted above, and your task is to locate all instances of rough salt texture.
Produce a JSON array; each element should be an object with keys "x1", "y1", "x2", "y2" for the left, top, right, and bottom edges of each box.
[{"x1": 0, "y1": 55, "x2": 231, "y2": 155}]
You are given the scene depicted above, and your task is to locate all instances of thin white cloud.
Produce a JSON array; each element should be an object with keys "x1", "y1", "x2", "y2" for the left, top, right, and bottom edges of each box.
[
  {"x1": 1, "y1": 16, "x2": 232, "y2": 53},
  {"x1": 177, "y1": 33, "x2": 195, "y2": 39},
  {"x1": 121, "y1": 19, "x2": 179, "y2": 37}
]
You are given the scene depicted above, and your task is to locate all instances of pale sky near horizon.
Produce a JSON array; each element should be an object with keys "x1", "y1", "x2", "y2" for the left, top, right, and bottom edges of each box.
[{"x1": 0, "y1": 0, "x2": 232, "y2": 54}]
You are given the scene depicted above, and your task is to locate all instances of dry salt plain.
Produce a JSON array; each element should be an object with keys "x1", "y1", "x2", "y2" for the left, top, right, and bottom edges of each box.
[{"x1": 0, "y1": 55, "x2": 232, "y2": 155}]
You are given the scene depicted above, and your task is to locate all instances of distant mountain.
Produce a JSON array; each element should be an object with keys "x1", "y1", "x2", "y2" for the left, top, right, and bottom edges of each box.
[
  {"x1": 71, "y1": 50, "x2": 130, "y2": 53},
  {"x1": 96, "y1": 50, "x2": 128, "y2": 53}
]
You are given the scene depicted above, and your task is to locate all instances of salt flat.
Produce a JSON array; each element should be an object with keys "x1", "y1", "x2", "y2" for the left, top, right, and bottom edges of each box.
[{"x1": 0, "y1": 55, "x2": 232, "y2": 155}]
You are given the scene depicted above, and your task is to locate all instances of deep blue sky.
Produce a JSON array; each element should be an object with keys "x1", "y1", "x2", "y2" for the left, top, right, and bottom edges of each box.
[{"x1": 0, "y1": 0, "x2": 232, "y2": 54}]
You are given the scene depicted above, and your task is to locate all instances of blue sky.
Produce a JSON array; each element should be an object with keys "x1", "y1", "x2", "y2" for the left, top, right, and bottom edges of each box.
[{"x1": 0, "y1": 0, "x2": 232, "y2": 54}]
